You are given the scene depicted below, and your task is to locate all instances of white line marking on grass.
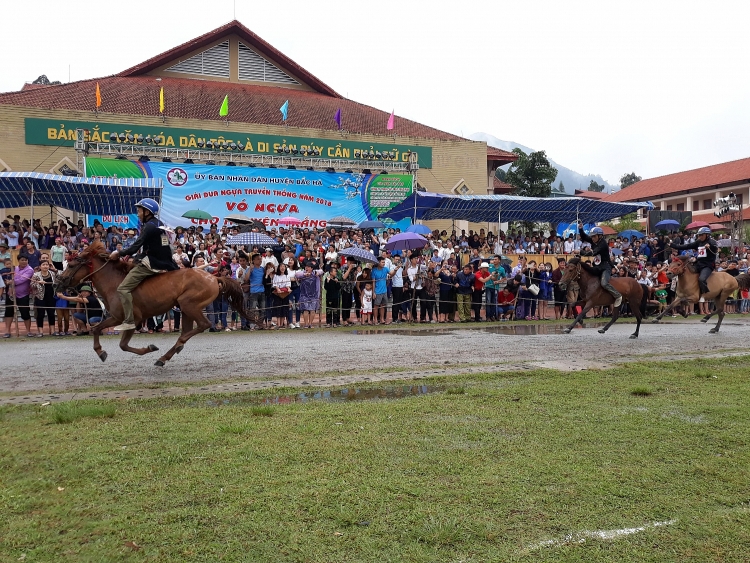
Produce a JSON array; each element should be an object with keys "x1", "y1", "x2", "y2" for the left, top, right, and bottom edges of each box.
[{"x1": 526, "y1": 519, "x2": 677, "y2": 551}]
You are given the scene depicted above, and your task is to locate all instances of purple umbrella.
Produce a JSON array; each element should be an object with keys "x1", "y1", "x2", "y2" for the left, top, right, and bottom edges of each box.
[{"x1": 385, "y1": 232, "x2": 428, "y2": 251}]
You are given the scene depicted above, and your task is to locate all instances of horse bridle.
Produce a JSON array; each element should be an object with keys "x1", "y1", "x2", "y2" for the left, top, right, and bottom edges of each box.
[{"x1": 59, "y1": 254, "x2": 110, "y2": 289}]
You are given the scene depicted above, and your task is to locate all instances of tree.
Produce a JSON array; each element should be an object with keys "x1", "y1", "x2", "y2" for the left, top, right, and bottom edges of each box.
[
  {"x1": 620, "y1": 172, "x2": 642, "y2": 190},
  {"x1": 504, "y1": 148, "x2": 558, "y2": 198},
  {"x1": 494, "y1": 168, "x2": 507, "y2": 182},
  {"x1": 557, "y1": 181, "x2": 565, "y2": 193},
  {"x1": 588, "y1": 180, "x2": 605, "y2": 192}
]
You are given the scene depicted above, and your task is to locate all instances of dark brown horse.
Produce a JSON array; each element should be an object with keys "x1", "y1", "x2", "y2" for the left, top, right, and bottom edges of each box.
[
  {"x1": 55, "y1": 241, "x2": 251, "y2": 366},
  {"x1": 559, "y1": 256, "x2": 645, "y2": 338},
  {"x1": 651, "y1": 256, "x2": 749, "y2": 333}
]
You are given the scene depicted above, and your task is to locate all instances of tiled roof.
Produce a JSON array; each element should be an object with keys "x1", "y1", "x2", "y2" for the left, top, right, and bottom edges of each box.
[
  {"x1": 487, "y1": 145, "x2": 518, "y2": 164},
  {"x1": 605, "y1": 157, "x2": 750, "y2": 202},
  {"x1": 118, "y1": 20, "x2": 340, "y2": 98},
  {"x1": 493, "y1": 177, "x2": 514, "y2": 193},
  {"x1": 574, "y1": 189, "x2": 607, "y2": 200},
  {"x1": 0, "y1": 76, "x2": 464, "y2": 141}
]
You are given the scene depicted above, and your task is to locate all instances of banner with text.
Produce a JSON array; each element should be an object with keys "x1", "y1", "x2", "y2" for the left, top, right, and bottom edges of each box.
[{"x1": 141, "y1": 162, "x2": 411, "y2": 230}]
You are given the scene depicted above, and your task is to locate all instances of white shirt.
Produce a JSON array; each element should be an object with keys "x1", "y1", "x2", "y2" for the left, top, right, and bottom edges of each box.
[
  {"x1": 407, "y1": 265, "x2": 422, "y2": 289},
  {"x1": 564, "y1": 240, "x2": 575, "y2": 253},
  {"x1": 261, "y1": 255, "x2": 278, "y2": 268}
]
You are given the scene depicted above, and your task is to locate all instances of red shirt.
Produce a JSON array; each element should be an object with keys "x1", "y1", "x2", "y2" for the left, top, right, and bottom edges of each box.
[
  {"x1": 474, "y1": 271, "x2": 488, "y2": 291},
  {"x1": 498, "y1": 290, "x2": 515, "y2": 305}
]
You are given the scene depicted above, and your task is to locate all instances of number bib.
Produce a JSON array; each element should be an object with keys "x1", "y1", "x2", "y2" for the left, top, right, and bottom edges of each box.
[
  {"x1": 593, "y1": 255, "x2": 601, "y2": 266},
  {"x1": 697, "y1": 247, "x2": 707, "y2": 258}
]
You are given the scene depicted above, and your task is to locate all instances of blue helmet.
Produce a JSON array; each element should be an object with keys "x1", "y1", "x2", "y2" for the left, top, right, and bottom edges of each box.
[
  {"x1": 590, "y1": 227, "x2": 604, "y2": 236},
  {"x1": 135, "y1": 198, "x2": 160, "y2": 215},
  {"x1": 696, "y1": 226, "x2": 712, "y2": 235}
]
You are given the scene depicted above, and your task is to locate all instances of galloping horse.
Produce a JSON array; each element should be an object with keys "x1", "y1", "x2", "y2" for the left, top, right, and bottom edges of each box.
[
  {"x1": 559, "y1": 256, "x2": 645, "y2": 339},
  {"x1": 55, "y1": 241, "x2": 250, "y2": 366},
  {"x1": 651, "y1": 255, "x2": 749, "y2": 333}
]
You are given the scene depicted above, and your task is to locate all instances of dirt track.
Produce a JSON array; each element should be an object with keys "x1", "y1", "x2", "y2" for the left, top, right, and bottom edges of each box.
[{"x1": 1, "y1": 316, "x2": 748, "y2": 402}]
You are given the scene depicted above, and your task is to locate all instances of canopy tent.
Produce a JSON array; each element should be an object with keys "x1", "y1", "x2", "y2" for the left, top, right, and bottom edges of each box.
[
  {"x1": 0, "y1": 172, "x2": 162, "y2": 216},
  {"x1": 380, "y1": 192, "x2": 653, "y2": 224}
]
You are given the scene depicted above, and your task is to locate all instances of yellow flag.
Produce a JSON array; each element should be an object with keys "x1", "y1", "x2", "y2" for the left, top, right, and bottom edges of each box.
[
  {"x1": 95, "y1": 82, "x2": 102, "y2": 108},
  {"x1": 159, "y1": 87, "x2": 164, "y2": 113}
]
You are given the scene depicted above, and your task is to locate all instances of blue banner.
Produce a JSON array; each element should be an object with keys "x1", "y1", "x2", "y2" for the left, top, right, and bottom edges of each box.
[{"x1": 142, "y1": 163, "x2": 413, "y2": 230}]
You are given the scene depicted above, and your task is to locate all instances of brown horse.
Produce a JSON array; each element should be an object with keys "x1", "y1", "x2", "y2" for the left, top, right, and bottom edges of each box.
[
  {"x1": 559, "y1": 256, "x2": 645, "y2": 338},
  {"x1": 651, "y1": 256, "x2": 749, "y2": 333},
  {"x1": 55, "y1": 241, "x2": 251, "y2": 366}
]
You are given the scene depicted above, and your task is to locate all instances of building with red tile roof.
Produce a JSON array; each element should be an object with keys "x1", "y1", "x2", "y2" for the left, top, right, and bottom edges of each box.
[
  {"x1": 602, "y1": 157, "x2": 750, "y2": 227},
  {"x1": 0, "y1": 20, "x2": 515, "y2": 228}
]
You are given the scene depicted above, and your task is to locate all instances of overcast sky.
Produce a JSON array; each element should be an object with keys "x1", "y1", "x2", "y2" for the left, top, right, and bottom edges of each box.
[{"x1": 3, "y1": 0, "x2": 749, "y2": 185}]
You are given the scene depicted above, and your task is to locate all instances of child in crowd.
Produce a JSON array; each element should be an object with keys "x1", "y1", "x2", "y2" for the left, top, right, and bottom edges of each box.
[
  {"x1": 655, "y1": 286, "x2": 668, "y2": 315},
  {"x1": 361, "y1": 281, "x2": 373, "y2": 325}
]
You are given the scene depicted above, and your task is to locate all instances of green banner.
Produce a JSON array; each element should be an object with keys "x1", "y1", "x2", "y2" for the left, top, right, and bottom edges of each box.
[{"x1": 25, "y1": 117, "x2": 432, "y2": 168}]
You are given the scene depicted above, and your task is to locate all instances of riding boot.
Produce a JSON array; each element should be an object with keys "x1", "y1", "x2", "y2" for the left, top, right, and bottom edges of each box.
[{"x1": 699, "y1": 282, "x2": 709, "y2": 296}]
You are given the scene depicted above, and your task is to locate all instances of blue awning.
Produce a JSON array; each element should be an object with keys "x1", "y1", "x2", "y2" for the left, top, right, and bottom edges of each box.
[
  {"x1": 0, "y1": 172, "x2": 162, "y2": 215},
  {"x1": 380, "y1": 192, "x2": 653, "y2": 224}
]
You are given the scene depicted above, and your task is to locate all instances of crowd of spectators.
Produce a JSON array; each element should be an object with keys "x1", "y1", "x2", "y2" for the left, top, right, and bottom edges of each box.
[{"x1": 1, "y1": 213, "x2": 749, "y2": 337}]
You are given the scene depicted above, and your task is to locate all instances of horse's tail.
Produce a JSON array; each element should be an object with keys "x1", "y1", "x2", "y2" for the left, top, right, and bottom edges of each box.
[
  {"x1": 218, "y1": 278, "x2": 253, "y2": 321},
  {"x1": 735, "y1": 273, "x2": 750, "y2": 292},
  {"x1": 639, "y1": 280, "x2": 648, "y2": 316}
]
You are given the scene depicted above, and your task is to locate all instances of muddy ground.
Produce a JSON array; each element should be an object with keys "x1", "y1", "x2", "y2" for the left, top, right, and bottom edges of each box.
[{"x1": 1, "y1": 316, "x2": 747, "y2": 402}]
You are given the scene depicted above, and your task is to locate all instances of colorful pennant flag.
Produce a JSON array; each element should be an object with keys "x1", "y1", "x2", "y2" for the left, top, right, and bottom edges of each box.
[
  {"x1": 95, "y1": 83, "x2": 102, "y2": 108},
  {"x1": 159, "y1": 87, "x2": 164, "y2": 114},
  {"x1": 280, "y1": 100, "x2": 289, "y2": 121},
  {"x1": 334, "y1": 108, "x2": 342, "y2": 130},
  {"x1": 387, "y1": 110, "x2": 395, "y2": 131},
  {"x1": 219, "y1": 95, "x2": 229, "y2": 117}
]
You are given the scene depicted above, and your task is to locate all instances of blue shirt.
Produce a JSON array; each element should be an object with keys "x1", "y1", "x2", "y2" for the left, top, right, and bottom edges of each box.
[
  {"x1": 249, "y1": 266, "x2": 265, "y2": 293},
  {"x1": 372, "y1": 266, "x2": 389, "y2": 295}
]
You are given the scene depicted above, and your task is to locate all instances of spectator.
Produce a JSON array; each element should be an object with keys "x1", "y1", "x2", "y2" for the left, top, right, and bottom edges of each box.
[
  {"x1": 473, "y1": 262, "x2": 492, "y2": 322},
  {"x1": 324, "y1": 264, "x2": 341, "y2": 327},
  {"x1": 56, "y1": 285, "x2": 103, "y2": 336},
  {"x1": 295, "y1": 263, "x2": 323, "y2": 329},
  {"x1": 455, "y1": 264, "x2": 474, "y2": 322},
  {"x1": 31, "y1": 260, "x2": 56, "y2": 337},
  {"x1": 372, "y1": 256, "x2": 390, "y2": 324}
]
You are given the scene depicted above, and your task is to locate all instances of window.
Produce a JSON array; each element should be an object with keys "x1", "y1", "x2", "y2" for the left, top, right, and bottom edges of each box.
[
  {"x1": 703, "y1": 199, "x2": 712, "y2": 210},
  {"x1": 238, "y1": 42, "x2": 299, "y2": 85},
  {"x1": 736, "y1": 194, "x2": 744, "y2": 207},
  {"x1": 666, "y1": 205, "x2": 673, "y2": 211},
  {"x1": 676, "y1": 203, "x2": 685, "y2": 212},
  {"x1": 692, "y1": 201, "x2": 699, "y2": 211}
]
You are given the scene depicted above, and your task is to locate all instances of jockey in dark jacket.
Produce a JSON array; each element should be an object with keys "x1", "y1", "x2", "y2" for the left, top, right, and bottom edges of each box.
[
  {"x1": 109, "y1": 198, "x2": 177, "y2": 331},
  {"x1": 578, "y1": 222, "x2": 622, "y2": 307},
  {"x1": 670, "y1": 226, "x2": 717, "y2": 295}
]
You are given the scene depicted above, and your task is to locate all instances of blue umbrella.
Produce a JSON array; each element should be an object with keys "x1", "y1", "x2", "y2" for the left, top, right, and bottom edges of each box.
[
  {"x1": 654, "y1": 219, "x2": 680, "y2": 231},
  {"x1": 385, "y1": 232, "x2": 428, "y2": 251},
  {"x1": 556, "y1": 222, "x2": 595, "y2": 237},
  {"x1": 618, "y1": 229, "x2": 644, "y2": 240},
  {"x1": 358, "y1": 220, "x2": 386, "y2": 230},
  {"x1": 339, "y1": 246, "x2": 379, "y2": 264},
  {"x1": 611, "y1": 248, "x2": 623, "y2": 256},
  {"x1": 226, "y1": 232, "x2": 277, "y2": 246},
  {"x1": 406, "y1": 224, "x2": 432, "y2": 235}
]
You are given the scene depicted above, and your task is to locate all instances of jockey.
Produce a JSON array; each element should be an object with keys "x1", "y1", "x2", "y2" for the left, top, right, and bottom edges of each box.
[
  {"x1": 109, "y1": 198, "x2": 178, "y2": 331},
  {"x1": 669, "y1": 226, "x2": 717, "y2": 295},
  {"x1": 577, "y1": 222, "x2": 622, "y2": 307}
]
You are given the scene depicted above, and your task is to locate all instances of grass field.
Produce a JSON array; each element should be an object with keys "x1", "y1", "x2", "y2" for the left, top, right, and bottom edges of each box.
[{"x1": 1, "y1": 356, "x2": 749, "y2": 562}]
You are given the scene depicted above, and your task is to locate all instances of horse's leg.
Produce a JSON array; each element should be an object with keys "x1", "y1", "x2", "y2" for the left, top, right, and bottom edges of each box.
[
  {"x1": 629, "y1": 292, "x2": 643, "y2": 339},
  {"x1": 117, "y1": 320, "x2": 160, "y2": 356},
  {"x1": 91, "y1": 317, "x2": 118, "y2": 362},
  {"x1": 652, "y1": 297, "x2": 682, "y2": 323},
  {"x1": 563, "y1": 302, "x2": 594, "y2": 334},
  {"x1": 155, "y1": 305, "x2": 211, "y2": 366},
  {"x1": 709, "y1": 293, "x2": 729, "y2": 334},
  {"x1": 598, "y1": 301, "x2": 620, "y2": 333}
]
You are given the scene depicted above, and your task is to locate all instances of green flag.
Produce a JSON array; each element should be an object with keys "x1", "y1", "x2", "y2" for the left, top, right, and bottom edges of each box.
[{"x1": 219, "y1": 95, "x2": 228, "y2": 117}]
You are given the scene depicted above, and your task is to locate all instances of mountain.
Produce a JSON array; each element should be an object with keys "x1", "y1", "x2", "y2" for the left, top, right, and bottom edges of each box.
[{"x1": 469, "y1": 132, "x2": 617, "y2": 194}]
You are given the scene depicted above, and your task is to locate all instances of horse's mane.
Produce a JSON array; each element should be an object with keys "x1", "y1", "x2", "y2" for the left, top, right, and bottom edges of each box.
[
  {"x1": 79, "y1": 241, "x2": 135, "y2": 274},
  {"x1": 672, "y1": 255, "x2": 699, "y2": 274},
  {"x1": 567, "y1": 256, "x2": 581, "y2": 266}
]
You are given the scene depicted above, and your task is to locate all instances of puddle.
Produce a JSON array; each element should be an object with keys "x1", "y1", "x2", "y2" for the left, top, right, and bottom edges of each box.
[{"x1": 198, "y1": 384, "x2": 445, "y2": 407}]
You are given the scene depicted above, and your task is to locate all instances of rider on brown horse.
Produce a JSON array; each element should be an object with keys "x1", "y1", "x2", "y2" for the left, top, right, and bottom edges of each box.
[
  {"x1": 109, "y1": 198, "x2": 177, "y2": 331},
  {"x1": 669, "y1": 226, "x2": 717, "y2": 296},
  {"x1": 577, "y1": 222, "x2": 622, "y2": 308}
]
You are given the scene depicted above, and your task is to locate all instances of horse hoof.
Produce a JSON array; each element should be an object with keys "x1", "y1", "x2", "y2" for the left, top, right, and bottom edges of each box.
[
  {"x1": 629, "y1": 334, "x2": 638, "y2": 339},
  {"x1": 651, "y1": 319, "x2": 660, "y2": 324},
  {"x1": 175, "y1": 345, "x2": 184, "y2": 354},
  {"x1": 148, "y1": 344, "x2": 159, "y2": 352},
  {"x1": 99, "y1": 351, "x2": 108, "y2": 362},
  {"x1": 708, "y1": 328, "x2": 718, "y2": 334},
  {"x1": 700, "y1": 318, "x2": 709, "y2": 323},
  {"x1": 598, "y1": 329, "x2": 606, "y2": 334},
  {"x1": 562, "y1": 328, "x2": 572, "y2": 334},
  {"x1": 154, "y1": 360, "x2": 165, "y2": 367}
]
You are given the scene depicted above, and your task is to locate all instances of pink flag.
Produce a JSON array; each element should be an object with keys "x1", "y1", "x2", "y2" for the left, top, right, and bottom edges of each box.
[{"x1": 387, "y1": 110, "x2": 394, "y2": 131}]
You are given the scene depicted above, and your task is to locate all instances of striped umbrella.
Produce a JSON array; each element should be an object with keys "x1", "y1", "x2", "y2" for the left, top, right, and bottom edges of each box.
[
  {"x1": 226, "y1": 232, "x2": 277, "y2": 246},
  {"x1": 339, "y1": 246, "x2": 379, "y2": 264}
]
